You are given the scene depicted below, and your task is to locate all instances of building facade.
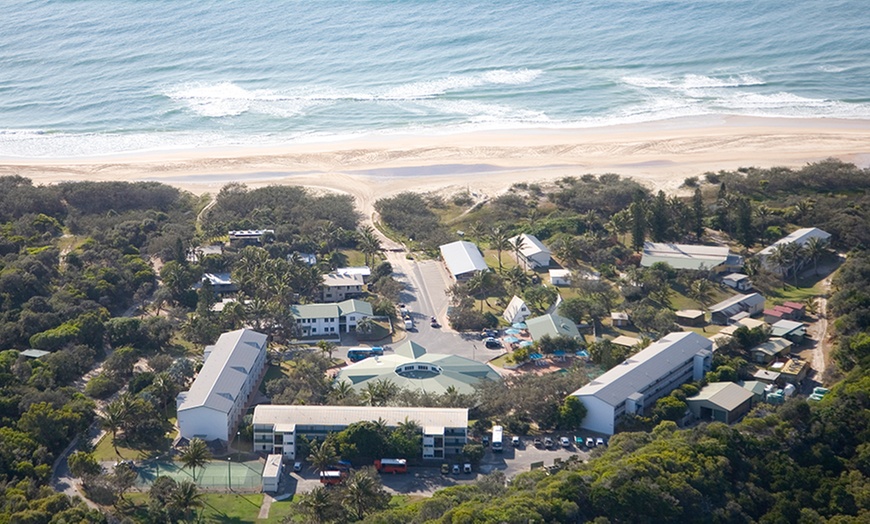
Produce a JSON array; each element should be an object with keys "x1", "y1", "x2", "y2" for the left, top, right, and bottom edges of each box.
[
  {"x1": 570, "y1": 332, "x2": 713, "y2": 435},
  {"x1": 176, "y1": 329, "x2": 268, "y2": 442},
  {"x1": 253, "y1": 406, "x2": 468, "y2": 460},
  {"x1": 439, "y1": 241, "x2": 489, "y2": 281},
  {"x1": 319, "y1": 273, "x2": 364, "y2": 302},
  {"x1": 509, "y1": 233, "x2": 551, "y2": 269},
  {"x1": 292, "y1": 299, "x2": 373, "y2": 337}
]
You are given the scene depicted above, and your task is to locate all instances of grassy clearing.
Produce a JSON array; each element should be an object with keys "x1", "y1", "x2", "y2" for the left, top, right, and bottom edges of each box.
[
  {"x1": 488, "y1": 353, "x2": 513, "y2": 368},
  {"x1": 92, "y1": 427, "x2": 176, "y2": 462},
  {"x1": 125, "y1": 492, "x2": 294, "y2": 524}
]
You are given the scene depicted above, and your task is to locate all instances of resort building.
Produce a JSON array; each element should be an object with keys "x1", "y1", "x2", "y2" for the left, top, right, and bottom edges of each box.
[
  {"x1": 749, "y1": 337, "x2": 792, "y2": 364},
  {"x1": 193, "y1": 272, "x2": 237, "y2": 295},
  {"x1": 319, "y1": 272, "x2": 364, "y2": 302},
  {"x1": 229, "y1": 229, "x2": 274, "y2": 246},
  {"x1": 335, "y1": 340, "x2": 500, "y2": 396},
  {"x1": 549, "y1": 269, "x2": 572, "y2": 286},
  {"x1": 686, "y1": 382, "x2": 754, "y2": 424},
  {"x1": 610, "y1": 312, "x2": 630, "y2": 327},
  {"x1": 253, "y1": 405, "x2": 469, "y2": 460},
  {"x1": 722, "y1": 273, "x2": 752, "y2": 292},
  {"x1": 570, "y1": 332, "x2": 713, "y2": 435},
  {"x1": 675, "y1": 309, "x2": 706, "y2": 327},
  {"x1": 439, "y1": 241, "x2": 488, "y2": 281},
  {"x1": 292, "y1": 299, "x2": 373, "y2": 338},
  {"x1": 262, "y1": 454, "x2": 283, "y2": 493},
  {"x1": 709, "y1": 293, "x2": 766, "y2": 325},
  {"x1": 509, "y1": 233, "x2": 551, "y2": 269},
  {"x1": 770, "y1": 319, "x2": 807, "y2": 343},
  {"x1": 641, "y1": 242, "x2": 743, "y2": 272},
  {"x1": 177, "y1": 329, "x2": 268, "y2": 442},
  {"x1": 502, "y1": 295, "x2": 532, "y2": 324},
  {"x1": 757, "y1": 227, "x2": 831, "y2": 273},
  {"x1": 335, "y1": 266, "x2": 372, "y2": 282},
  {"x1": 526, "y1": 313, "x2": 582, "y2": 341}
]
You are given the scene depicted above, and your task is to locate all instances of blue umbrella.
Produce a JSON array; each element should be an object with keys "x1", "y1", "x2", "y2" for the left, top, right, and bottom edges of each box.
[
  {"x1": 576, "y1": 350, "x2": 590, "y2": 358},
  {"x1": 503, "y1": 336, "x2": 520, "y2": 344},
  {"x1": 505, "y1": 328, "x2": 521, "y2": 335},
  {"x1": 518, "y1": 340, "x2": 533, "y2": 348},
  {"x1": 554, "y1": 350, "x2": 566, "y2": 357},
  {"x1": 530, "y1": 353, "x2": 544, "y2": 360},
  {"x1": 511, "y1": 322, "x2": 527, "y2": 329}
]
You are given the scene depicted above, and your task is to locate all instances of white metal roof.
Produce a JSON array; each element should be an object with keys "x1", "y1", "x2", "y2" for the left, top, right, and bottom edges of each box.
[
  {"x1": 177, "y1": 329, "x2": 267, "y2": 414},
  {"x1": 322, "y1": 273, "x2": 364, "y2": 287},
  {"x1": 253, "y1": 405, "x2": 468, "y2": 429},
  {"x1": 439, "y1": 241, "x2": 488, "y2": 277},
  {"x1": 571, "y1": 332, "x2": 712, "y2": 407},
  {"x1": 758, "y1": 228, "x2": 831, "y2": 256},
  {"x1": 687, "y1": 382, "x2": 754, "y2": 411},
  {"x1": 262, "y1": 454, "x2": 282, "y2": 479},
  {"x1": 641, "y1": 242, "x2": 732, "y2": 270},
  {"x1": 336, "y1": 266, "x2": 371, "y2": 277},
  {"x1": 710, "y1": 293, "x2": 765, "y2": 314},
  {"x1": 502, "y1": 295, "x2": 530, "y2": 323},
  {"x1": 509, "y1": 234, "x2": 550, "y2": 258}
]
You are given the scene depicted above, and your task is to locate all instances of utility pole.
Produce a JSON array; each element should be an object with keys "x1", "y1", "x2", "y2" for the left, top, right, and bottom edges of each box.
[{"x1": 227, "y1": 457, "x2": 231, "y2": 491}]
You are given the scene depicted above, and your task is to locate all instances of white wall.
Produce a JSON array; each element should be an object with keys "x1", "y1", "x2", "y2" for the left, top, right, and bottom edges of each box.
[
  {"x1": 178, "y1": 407, "x2": 229, "y2": 441},
  {"x1": 576, "y1": 395, "x2": 616, "y2": 435}
]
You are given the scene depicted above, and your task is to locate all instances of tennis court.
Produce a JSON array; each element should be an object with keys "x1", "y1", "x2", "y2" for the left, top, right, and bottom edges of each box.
[{"x1": 135, "y1": 459, "x2": 263, "y2": 490}]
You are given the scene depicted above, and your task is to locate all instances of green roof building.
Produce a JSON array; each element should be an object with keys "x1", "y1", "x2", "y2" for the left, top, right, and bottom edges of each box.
[{"x1": 526, "y1": 313, "x2": 581, "y2": 341}]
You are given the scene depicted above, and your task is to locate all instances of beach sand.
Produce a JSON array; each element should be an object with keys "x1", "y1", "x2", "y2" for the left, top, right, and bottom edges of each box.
[{"x1": 2, "y1": 115, "x2": 869, "y2": 218}]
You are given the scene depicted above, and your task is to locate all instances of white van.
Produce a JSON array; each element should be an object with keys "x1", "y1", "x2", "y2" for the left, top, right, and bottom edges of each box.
[{"x1": 404, "y1": 318, "x2": 414, "y2": 330}]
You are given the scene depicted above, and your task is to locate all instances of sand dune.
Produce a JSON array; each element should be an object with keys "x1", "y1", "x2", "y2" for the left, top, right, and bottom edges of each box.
[{"x1": 2, "y1": 115, "x2": 869, "y2": 219}]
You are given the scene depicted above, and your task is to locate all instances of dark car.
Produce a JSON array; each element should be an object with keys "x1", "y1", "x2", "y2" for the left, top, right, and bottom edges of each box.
[
  {"x1": 544, "y1": 437, "x2": 554, "y2": 449},
  {"x1": 484, "y1": 337, "x2": 502, "y2": 349},
  {"x1": 480, "y1": 329, "x2": 498, "y2": 339},
  {"x1": 533, "y1": 438, "x2": 543, "y2": 448},
  {"x1": 430, "y1": 316, "x2": 441, "y2": 328}
]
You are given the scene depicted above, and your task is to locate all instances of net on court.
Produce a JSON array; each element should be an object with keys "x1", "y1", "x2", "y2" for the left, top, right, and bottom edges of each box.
[{"x1": 135, "y1": 459, "x2": 263, "y2": 489}]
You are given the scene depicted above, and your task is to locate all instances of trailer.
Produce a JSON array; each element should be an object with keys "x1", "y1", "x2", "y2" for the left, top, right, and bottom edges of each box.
[
  {"x1": 320, "y1": 470, "x2": 347, "y2": 485},
  {"x1": 374, "y1": 458, "x2": 408, "y2": 474}
]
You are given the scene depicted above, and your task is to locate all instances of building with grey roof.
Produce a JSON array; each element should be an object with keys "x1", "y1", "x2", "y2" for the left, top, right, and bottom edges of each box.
[
  {"x1": 253, "y1": 405, "x2": 468, "y2": 460},
  {"x1": 641, "y1": 242, "x2": 743, "y2": 272},
  {"x1": 570, "y1": 331, "x2": 712, "y2": 435},
  {"x1": 757, "y1": 227, "x2": 831, "y2": 275},
  {"x1": 292, "y1": 299, "x2": 373, "y2": 338},
  {"x1": 710, "y1": 293, "x2": 766, "y2": 325},
  {"x1": 439, "y1": 241, "x2": 488, "y2": 281},
  {"x1": 335, "y1": 340, "x2": 500, "y2": 396},
  {"x1": 526, "y1": 313, "x2": 582, "y2": 341},
  {"x1": 686, "y1": 382, "x2": 754, "y2": 424},
  {"x1": 177, "y1": 329, "x2": 268, "y2": 442},
  {"x1": 319, "y1": 272, "x2": 364, "y2": 302}
]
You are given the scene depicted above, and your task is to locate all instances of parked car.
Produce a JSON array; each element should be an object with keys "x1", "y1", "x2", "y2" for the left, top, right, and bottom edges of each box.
[
  {"x1": 560, "y1": 436, "x2": 571, "y2": 448},
  {"x1": 463, "y1": 463, "x2": 472, "y2": 473},
  {"x1": 533, "y1": 438, "x2": 542, "y2": 448},
  {"x1": 484, "y1": 337, "x2": 502, "y2": 349},
  {"x1": 480, "y1": 329, "x2": 498, "y2": 339},
  {"x1": 293, "y1": 462, "x2": 303, "y2": 472},
  {"x1": 482, "y1": 436, "x2": 489, "y2": 447},
  {"x1": 452, "y1": 464, "x2": 460, "y2": 474},
  {"x1": 430, "y1": 317, "x2": 440, "y2": 328},
  {"x1": 596, "y1": 437, "x2": 606, "y2": 447},
  {"x1": 586, "y1": 437, "x2": 595, "y2": 448},
  {"x1": 441, "y1": 463, "x2": 449, "y2": 475},
  {"x1": 511, "y1": 436, "x2": 521, "y2": 447},
  {"x1": 544, "y1": 437, "x2": 554, "y2": 449}
]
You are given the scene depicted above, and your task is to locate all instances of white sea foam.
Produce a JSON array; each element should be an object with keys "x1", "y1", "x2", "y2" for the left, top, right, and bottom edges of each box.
[
  {"x1": 622, "y1": 74, "x2": 766, "y2": 90},
  {"x1": 382, "y1": 69, "x2": 541, "y2": 99}
]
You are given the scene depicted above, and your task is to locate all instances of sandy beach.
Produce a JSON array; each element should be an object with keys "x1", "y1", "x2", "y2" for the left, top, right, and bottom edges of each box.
[{"x1": 2, "y1": 115, "x2": 869, "y2": 218}]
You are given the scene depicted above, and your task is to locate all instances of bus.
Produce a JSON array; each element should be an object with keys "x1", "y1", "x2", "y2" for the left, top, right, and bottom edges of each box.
[
  {"x1": 374, "y1": 458, "x2": 408, "y2": 474},
  {"x1": 491, "y1": 425, "x2": 504, "y2": 452},
  {"x1": 347, "y1": 347, "x2": 384, "y2": 362},
  {"x1": 320, "y1": 470, "x2": 347, "y2": 485}
]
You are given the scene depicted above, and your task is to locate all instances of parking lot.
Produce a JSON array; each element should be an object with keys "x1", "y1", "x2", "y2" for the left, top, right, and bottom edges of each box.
[{"x1": 282, "y1": 436, "x2": 593, "y2": 497}]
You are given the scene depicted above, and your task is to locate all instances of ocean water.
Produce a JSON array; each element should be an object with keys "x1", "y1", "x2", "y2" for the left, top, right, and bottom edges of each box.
[{"x1": 1, "y1": 0, "x2": 868, "y2": 158}]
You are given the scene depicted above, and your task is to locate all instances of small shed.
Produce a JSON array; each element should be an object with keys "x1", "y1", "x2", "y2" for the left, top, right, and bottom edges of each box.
[
  {"x1": 722, "y1": 273, "x2": 752, "y2": 291},
  {"x1": 502, "y1": 295, "x2": 532, "y2": 324},
  {"x1": 763, "y1": 309, "x2": 786, "y2": 324},
  {"x1": 779, "y1": 359, "x2": 809, "y2": 385},
  {"x1": 611, "y1": 335, "x2": 642, "y2": 349},
  {"x1": 739, "y1": 380, "x2": 768, "y2": 402},
  {"x1": 611, "y1": 312, "x2": 630, "y2": 328},
  {"x1": 549, "y1": 269, "x2": 571, "y2": 286},
  {"x1": 675, "y1": 309, "x2": 706, "y2": 327},
  {"x1": 782, "y1": 302, "x2": 806, "y2": 320},
  {"x1": 686, "y1": 382, "x2": 754, "y2": 424},
  {"x1": 773, "y1": 305, "x2": 797, "y2": 320},
  {"x1": 262, "y1": 454, "x2": 283, "y2": 493},
  {"x1": 753, "y1": 369, "x2": 781, "y2": 385},
  {"x1": 20, "y1": 349, "x2": 50, "y2": 359}
]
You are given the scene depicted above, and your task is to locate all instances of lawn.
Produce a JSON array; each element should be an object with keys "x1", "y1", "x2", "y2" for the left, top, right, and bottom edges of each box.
[
  {"x1": 125, "y1": 492, "x2": 294, "y2": 523},
  {"x1": 92, "y1": 422, "x2": 177, "y2": 462}
]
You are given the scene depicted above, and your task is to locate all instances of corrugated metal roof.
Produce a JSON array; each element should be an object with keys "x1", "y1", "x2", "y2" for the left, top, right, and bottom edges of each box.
[
  {"x1": 750, "y1": 337, "x2": 792, "y2": 357},
  {"x1": 509, "y1": 234, "x2": 550, "y2": 258},
  {"x1": 710, "y1": 293, "x2": 765, "y2": 314},
  {"x1": 253, "y1": 405, "x2": 468, "y2": 429},
  {"x1": 526, "y1": 313, "x2": 581, "y2": 340},
  {"x1": 262, "y1": 454, "x2": 282, "y2": 479},
  {"x1": 571, "y1": 332, "x2": 712, "y2": 407},
  {"x1": 687, "y1": 382, "x2": 754, "y2": 411},
  {"x1": 338, "y1": 299, "x2": 373, "y2": 316},
  {"x1": 439, "y1": 241, "x2": 488, "y2": 277},
  {"x1": 641, "y1": 242, "x2": 732, "y2": 270},
  {"x1": 177, "y1": 329, "x2": 267, "y2": 414},
  {"x1": 758, "y1": 228, "x2": 831, "y2": 256},
  {"x1": 292, "y1": 303, "x2": 340, "y2": 319},
  {"x1": 611, "y1": 335, "x2": 642, "y2": 348},
  {"x1": 322, "y1": 273, "x2": 364, "y2": 287}
]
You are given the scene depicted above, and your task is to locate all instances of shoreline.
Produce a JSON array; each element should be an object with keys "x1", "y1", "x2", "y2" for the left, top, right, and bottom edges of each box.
[{"x1": 2, "y1": 115, "x2": 869, "y2": 218}]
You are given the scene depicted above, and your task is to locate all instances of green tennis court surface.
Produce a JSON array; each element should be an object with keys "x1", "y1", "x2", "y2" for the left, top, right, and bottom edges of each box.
[{"x1": 135, "y1": 459, "x2": 263, "y2": 489}]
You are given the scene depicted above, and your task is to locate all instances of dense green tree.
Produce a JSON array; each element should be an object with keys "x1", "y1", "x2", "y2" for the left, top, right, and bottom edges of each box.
[{"x1": 179, "y1": 438, "x2": 211, "y2": 482}]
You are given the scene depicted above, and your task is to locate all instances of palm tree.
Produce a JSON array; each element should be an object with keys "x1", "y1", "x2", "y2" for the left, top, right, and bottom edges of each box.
[
  {"x1": 170, "y1": 480, "x2": 204, "y2": 523},
  {"x1": 489, "y1": 228, "x2": 511, "y2": 272},
  {"x1": 342, "y1": 468, "x2": 389, "y2": 521},
  {"x1": 503, "y1": 265, "x2": 530, "y2": 294},
  {"x1": 355, "y1": 316, "x2": 375, "y2": 335},
  {"x1": 330, "y1": 381, "x2": 356, "y2": 403},
  {"x1": 179, "y1": 438, "x2": 211, "y2": 483},
  {"x1": 307, "y1": 440, "x2": 338, "y2": 473},
  {"x1": 298, "y1": 486, "x2": 334, "y2": 524},
  {"x1": 396, "y1": 417, "x2": 421, "y2": 436},
  {"x1": 607, "y1": 209, "x2": 631, "y2": 244},
  {"x1": 317, "y1": 340, "x2": 337, "y2": 359},
  {"x1": 689, "y1": 279, "x2": 715, "y2": 311},
  {"x1": 803, "y1": 236, "x2": 826, "y2": 275},
  {"x1": 357, "y1": 226, "x2": 383, "y2": 267},
  {"x1": 101, "y1": 401, "x2": 126, "y2": 456},
  {"x1": 467, "y1": 271, "x2": 496, "y2": 312},
  {"x1": 511, "y1": 235, "x2": 527, "y2": 271}
]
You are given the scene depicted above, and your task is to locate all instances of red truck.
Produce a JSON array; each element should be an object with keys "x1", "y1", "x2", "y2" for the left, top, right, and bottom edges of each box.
[{"x1": 374, "y1": 458, "x2": 408, "y2": 474}]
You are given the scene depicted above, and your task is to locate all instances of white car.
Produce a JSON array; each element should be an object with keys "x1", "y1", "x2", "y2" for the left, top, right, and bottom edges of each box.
[
  {"x1": 463, "y1": 463, "x2": 472, "y2": 473},
  {"x1": 596, "y1": 437, "x2": 606, "y2": 447},
  {"x1": 560, "y1": 437, "x2": 571, "y2": 448},
  {"x1": 511, "y1": 436, "x2": 521, "y2": 447},
  {"x1": 293, "y1": 462, "x2": 302, "y2": 472}
]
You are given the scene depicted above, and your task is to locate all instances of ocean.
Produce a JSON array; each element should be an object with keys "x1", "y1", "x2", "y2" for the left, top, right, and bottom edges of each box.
[{"x1": 1, "y1": 0, "x2": 868, "y2": 158}]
